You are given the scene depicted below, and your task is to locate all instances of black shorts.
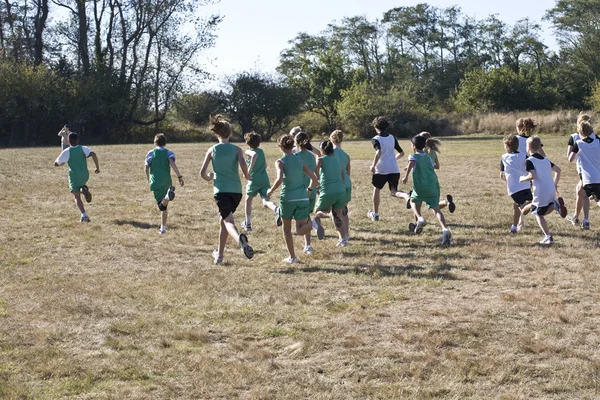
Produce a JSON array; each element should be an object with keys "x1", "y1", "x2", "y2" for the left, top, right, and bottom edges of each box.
[
  {"x1": 214, "y1": 192, "x2": 242, "y2": 219},
  {"x1": 584, "y1": 184, "x2": 600, "y2": 201},
  {"x1": 511, "y1": 189, "x2": 533, "y2": 206},
  {"x1": 372, "y1": 173, "x2": 400, "y2": 190},
  {"x1": 530, "y1": 202, "x2": 554, "y2": 216}
]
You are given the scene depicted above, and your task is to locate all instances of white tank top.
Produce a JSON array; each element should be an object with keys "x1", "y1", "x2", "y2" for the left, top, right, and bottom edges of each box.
[
  {"x1": 502, "y1": 152, "x2": 530, "y2": 195},
  {"x1": 528, "y1": 155, "x2": 556, "y2": 207},
  {"x1": 374, "y1": 135, "x2": 399, "y2": 174},
  {"x1": 575, "y1": 136, "x2": 600, "y2": 186}
]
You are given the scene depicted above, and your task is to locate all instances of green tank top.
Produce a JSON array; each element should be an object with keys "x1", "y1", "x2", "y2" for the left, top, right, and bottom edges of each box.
[
  {"x1": 295, "y1": 150, "x2": 316, "y2": 199},
  {"x1": 319, "y1": 155, "x2": 345, "y2": 194},
  {"x1": 67, "y1": 146, "x2": 89, "y2": 186},
  {"x1": 212, "y1": 143, "x2": 242, "y2": 194},
  {"x1": 149, "y1": 148, "x2": 172, "y2": 190},
  {"x1": 412, "y1": 152, "x2": 439, "y2": 197},
  {"x1": 247, "y1": 147, "x2": 269, "y2": 186},
  {"x1": 280, "y1": 153, "x2": 307, "y2": 202},
  {"x1": 333, "y1": 148, "x2": 351, "y2": 188}
]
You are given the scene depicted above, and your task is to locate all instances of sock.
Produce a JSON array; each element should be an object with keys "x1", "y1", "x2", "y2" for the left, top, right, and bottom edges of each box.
[
  {"x1": 160, "y1": 225, "x2": 166, "y2": 231},
  {"x1": 82, "y1": 213, "x2": 88, "y2": 218},
  {"x1": 418, "y1": 216, "x2": 425, "y2": 223},
  {"x1": 511, "y1": 224, "x2": 517, "y2": 230}
]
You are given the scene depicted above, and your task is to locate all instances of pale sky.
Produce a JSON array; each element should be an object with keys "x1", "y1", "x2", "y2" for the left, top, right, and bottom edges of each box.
[{"x1": 198, "y1": 0, "x2": 559, "y2": 89}]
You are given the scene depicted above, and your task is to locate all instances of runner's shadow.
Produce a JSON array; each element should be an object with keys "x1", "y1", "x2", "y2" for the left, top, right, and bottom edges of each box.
[{"x1": 114, "y1": 219, "x2": 159, "y2": 230}]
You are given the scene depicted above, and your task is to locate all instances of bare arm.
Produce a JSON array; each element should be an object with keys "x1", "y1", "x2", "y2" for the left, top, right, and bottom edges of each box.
[
  {"x1": 315, "y1": 157, "x2": 322, "y2": 178},
  {"x1": 266, "y1": 160, "x2": 284, "y2": 197},
  {"x1": 311, "y1": 147, "x2": 322, "y2": 157},
  {"x1": 552, "y1": 164, "x2": 561, "y2": 188},
  {"x1": 247, "y1": 151, "x2": 258, "y2": 175},
  {"x1": 89, "y1": 152, "x2": 100, "y2": 173},
  {"x1": 346, "y1": 158, "x2": 351, "y2": 178},
  {"x1": 434, "y1": 155, "x2": 440, "y2": 170},
  {"x1": 520, "y1": 170, "x2": 536, "y2": 183},
  {"x1": 567, "y1": 144, "x2": 573, "y2": 159},
  {"x1": 395, "y1": 150, "x2": 405, "y2": 161},
  {"x1": 145, "y1": 165, "x2": 150, "y2": 182},
  {"x1": 401, "y1": 160, "x2": 415, "y2": 184},
  {"x1": 237, "y1": 147, "x2": 250, "y2": 180},
  {"x1": 370, "y1": 150, "x2": 381, "y2": 173},
  {"x1": 169, "y1": 158, "x2": 184, "y2": 186},
  {"x1": 500, "y1": 171, "x2": 506, "y2": 181},
  {"x1": 302, "y1": 161, "x2": 319, "y2": 193},
  {"x1": 200, "y1": 148, "x2": 214, "y2": 181}
]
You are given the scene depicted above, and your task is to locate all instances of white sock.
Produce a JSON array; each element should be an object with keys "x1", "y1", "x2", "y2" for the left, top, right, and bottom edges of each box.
[
  {"x1": 82, "y1": 213, "x2": 87, "y2": 218},
  {"x1": 418, "y1": 216, "x2": 425, "y2": 223},
  {"x1": 160, "y1": 225, "x2": 166, "y2": 231},
  {"x1": 511, "y1": 224, "x2": 517, "y2": 230}
]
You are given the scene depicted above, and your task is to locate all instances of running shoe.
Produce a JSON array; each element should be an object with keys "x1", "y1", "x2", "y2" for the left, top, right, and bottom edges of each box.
[
  {"x1": 238, "y1": 233, "x2": 254, "y2": 259},
  {"x1": 81, "y1": 185, "x2": 92, "y2": 203},
  {"x1": 447, "y1": 194, "x2": 456, "y2": 213},
  {"x1": 241, "y1": 220, "x2": 252, "y2": 232},
  {"x1": 367, "y1": 210, "x2": 379, "y2": 221}
]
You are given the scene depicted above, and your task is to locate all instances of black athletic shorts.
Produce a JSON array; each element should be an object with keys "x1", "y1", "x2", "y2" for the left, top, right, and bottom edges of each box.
[
  {"x1": 584, "y1": 183, "x2": 600, "y2": 201},
  {"x1": 372, "y1": 173, "x2": 400, "y2": 190},
  {"x1": 511, "y1": 189, "x2": 533, "y2": 206},
  {"x1": 530, "y1": 202, "x2": 554, "y2": 216},
  {"x1": 214, "y1": 192, "x2": 242, "y2": 219}
]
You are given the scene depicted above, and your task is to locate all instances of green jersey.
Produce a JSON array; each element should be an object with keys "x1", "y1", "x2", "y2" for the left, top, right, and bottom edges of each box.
[
  {"x1": 247, "y1": 147, "x2": 269, "y2": 187},
  {"x1": 149, "y1": 147, "x2": 172, "y2": 191},
  {"x1": 212, "y1": 143, "x2": 242, "y2": 194},
  {"x1": 67, "y1": 145, "x2": 89, "y2": 189},
  {"x1": 295, "y1": 150, "x2": 317, "y2": 200},
  {"x1": 410, "y1": 152, "x2": 439, "y2": 198},
  {"x1": 280, "y1": 153, "x2": 308, "y2": 202},
  {"x1": 333, "y1": 148, "x2": 351, "y2": 189},
  {"x1": 319, "y1": 155, "x2": 345, "y2": 195}
]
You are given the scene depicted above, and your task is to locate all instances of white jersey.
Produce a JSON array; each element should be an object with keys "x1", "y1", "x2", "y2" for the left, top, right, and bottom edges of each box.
[
  {"x1": 501, "y1": 151, "x2": 530, "y2": 195},
  {"x1": 517, "y1": 135, "x2": 529, "y2": 154},
  {"x1": 573, "y1": 136, "x2": 600, "y2": 186},
  {"x1": 569, "y1": 132, "x2": 597, "y2": 174},
  {"x1": 373, "y1": 134, "x2": 400, "y2": 174},
  {"x1": 526, "y1": 154, "x2": 556, "y2": 207}
]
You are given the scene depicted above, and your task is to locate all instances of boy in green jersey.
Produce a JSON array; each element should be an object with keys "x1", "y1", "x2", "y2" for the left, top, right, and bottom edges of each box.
[
  {"x1": 242, "y1": 131, "x2": 281, "y2": 232},
  {"x1": 267, "y1": 135, "x2": 318, "y2": 264},
  {"x1": 144, "y1": 133, "x2": 184, "y2": 235},
  {"x1": 314, "y1": 140, "x2": 348, "y2": 247},
  {"x1": 330, "y1": 130, "x2": 352, "y2": 242},
  {"x1": 200, "y1": 115, "x2": 254, "y2": 264},
  {"x1": 402, "y1": 135, "x2": 452, "y2": 246},
  {"x1": 54, "y1": 133, "x2": 100, "y2": 222},
  {"x1": 294, "y1": 131, "x2": 319, "y2": 255}
]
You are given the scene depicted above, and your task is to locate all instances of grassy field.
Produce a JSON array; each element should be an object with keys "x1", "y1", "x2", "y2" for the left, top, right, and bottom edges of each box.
[{"x1": 2, "y1": 135, "x2": 600, "y2": 399}]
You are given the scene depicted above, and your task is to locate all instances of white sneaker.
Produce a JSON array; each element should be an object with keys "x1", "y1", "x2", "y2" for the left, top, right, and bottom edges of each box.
[
  {"x1": 241, "y1": 220, "x2": 252, "y2": 232},
  {"x1": 212, "y1": 249, "x2": 223, "y2": 265},
  {"x1": 510, "y1": 225, "x2": 517, "y2": 234},
  {"x1": 274, "y1": 206, "x2": 282, "y2": 227},
  {"x1": 441, "y1": 229, "x2": 452, "y2": 246},
  {"x1": 303, "y1": 245, "x2": 314, "y2": 255},
  {"x1": 567, "y1": 214, "x2": 579, "y2": 226},
  {"x1": 336, "y1": 239, "x2": 348, "y2": 247},
  {"x1": 582, "y1": 220, "x2": 590, "y2": 230},
  {"x1": 159, "y1": 226, "x2": 167, "y2": 235},
  {"x1": 283, "y1": 256, "x2": 300, "y2": 264},
  {"x1": 539, "y1": 235, "x2": 554, "y2": 245},
  {"x1": 414, "y1": 217, "x2": 425, "y2": 234},
  {"x1": 367, "y1": 210, "x2": 379, "y2": 221}
]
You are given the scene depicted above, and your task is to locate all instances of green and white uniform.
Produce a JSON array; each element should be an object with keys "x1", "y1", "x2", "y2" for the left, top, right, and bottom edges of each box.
[
  {"x1": 295, "y1": 149, "x2": 317, "y2": 212},
  {"x1": 316, "y1": 155, "x2": 346, "y2": 211},
  {"x1": 212, "y1": 143, "x2": 242, "y2": 195},
  {"x1": 145, "y1": 147, "x2": 175, "y2": 203},
  {"x1": 333, "y1": 147, "x2": 352, "y2": 204},
  {"x1": 246, "y1": 147, "x2": 270, "y2": 198},
  {"x1": 55, "y1": 145, "x2": 93, "y2": 193},
  {"x1": 409, "y1": 152, "x2": 440, "y2": 208},
  {"x1": 279, "y1": 153, "x2": 310, "y2": 220}
]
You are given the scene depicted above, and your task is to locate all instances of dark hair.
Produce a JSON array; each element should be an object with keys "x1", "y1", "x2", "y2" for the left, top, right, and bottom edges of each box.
[
  {"x1": 244, "y1": 131, "x2": 261, "y2": 148},
  {"x1": 64, "y1": 124, "x2": 70, "y2": 130},
  {"x1": 320, "y1": 139, "x2": 334, "y2": 155},
  {"x1": 294, "y1": 131, "x2": 311, "y2": 149},
  {"x1": 68, "y1": 132, "x2": 79, "y2": 145},
  {"x1": 372, "y1": 116, "x2": 389, "y2": 132},
  {"x1": 278, "y1": 135, "x2": 295, "y2": 150},
  {"x1": 154, "y1": 133, "x2": 167, "y2": 147},
  {"x1": 209, "y1": 114, "x2": 232, "y2": 138},
  {"x1": 412, "y1": 135, "x2": 426, "y2": 151}
]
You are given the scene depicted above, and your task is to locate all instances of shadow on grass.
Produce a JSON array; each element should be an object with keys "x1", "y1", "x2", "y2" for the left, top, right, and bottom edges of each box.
[
  {"x1": 114, "y1": 219, "x2": 160, "y2": 230},
  {"x1": 277, "y1": 262, "x2": 459, "y2": 280}
]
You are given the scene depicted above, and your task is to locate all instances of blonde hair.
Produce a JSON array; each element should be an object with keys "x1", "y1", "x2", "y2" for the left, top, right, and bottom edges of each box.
[
  {"x1": 526, "y1": 135, "x2": 542, "y2": 152},
  {"x1": 330, "y1": 129, "x2": 344, "y2": 144},
  {"x1": 289, "y1": 126, "x2": 302, "y2": 136},
  {"x1": 209, "y1": 114, "x2": 232, "y2": 138},
  {"x1": 278, "y1": 135, "x2": 295, "y2": 150},
  {"x1": 503, "y1": 133, "x2": 519, "y2": 152},
  {"x1": 419, "y1": 131, "x2": 441, "y2": 153},
  {"x1": 579, "y1": 121, "x2": 594, "y2": 137},
  {"x1": 577, "y1": 113, "x2": 592, "y2": 125}
]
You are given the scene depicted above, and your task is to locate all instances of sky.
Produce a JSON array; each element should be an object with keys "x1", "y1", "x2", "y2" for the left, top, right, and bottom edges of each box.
[{"x1": 199, "y1": 0, "x2": 559, "y2": 88}]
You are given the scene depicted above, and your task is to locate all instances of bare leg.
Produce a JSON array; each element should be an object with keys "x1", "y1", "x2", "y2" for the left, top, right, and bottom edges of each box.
[
  {"x1": 262, "y1": 197, "x2": 277, "y2": 212},
  {"x1": 282, "y1": 219, "x2": 295, "y2": 259},
  {"x1": 223, "y1": 212, "x2": 241, "y2": 242},
  {"x1": 372, "y1": 187, "x2": 381, "y2": 214},
  {"x1": 536, "y1": 215, "x2": 551, "y2": 237},
  {"x1": 342, "y1": 206, "x2": 349, "y2": 238},
  {"x1": 430, "y1": 206, "x2": 447, "y2": 230},
  {"x1": 410, "y1": 201, "x2": 423, "y2": 220},
  {"x1": 73, "y1": 192, "x2": 86, "y2": 214},
  {"x1": 331, "y1": 209, "x2": 346, "y2": 240},
  {"x1": 513, "y1": 203, "x2": 521, "y2": 227},
  {"x1": 296, "y1": 217, "x2": 312, "y2": 236},
  {"x1": 245, "y1": 195, "x2": 254, "y2": 224},
  {"x1": 217, "y1": 219, "x2": 228, "y2": 257},
  {"x1": 574, "y1": 181, "x2": 584, "y2": 219},
  {"x1": 161, "y1": 209, "x2": 168, "y2": 227}
]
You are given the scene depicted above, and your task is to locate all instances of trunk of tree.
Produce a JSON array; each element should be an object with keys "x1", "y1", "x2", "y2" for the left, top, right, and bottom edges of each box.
[
  {"x1": 76, "y1": 0, "x2": 90, "y2": 73},
  {"x1": 33, "y1": 0, "x2": 49, "y2": 65}
]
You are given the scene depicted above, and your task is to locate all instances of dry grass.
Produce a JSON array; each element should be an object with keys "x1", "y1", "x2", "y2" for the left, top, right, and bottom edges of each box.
[{"x1": 2, "y1": 134, "x2": 600, "y2": 399}]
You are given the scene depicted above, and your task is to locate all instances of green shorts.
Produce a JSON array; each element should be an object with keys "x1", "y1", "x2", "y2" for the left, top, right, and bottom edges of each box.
[
  {"x1": 246, "y1": 182, "x2": 269, "y2": 199},
  {"x1": 344, "y1": 186, "x2": 352, "y2": 204},
  {"x1": 152, "y1": 186, "x2": 169, "y2": 203},
  {"x1": 308, "y1": 197, "x2": 316, "y2": 214},
  {"x1": 316, "y1": 192, "x2": 346, "y2": 211},
  {"x1": 280, "y1": 200, "x2": 310, "y2": 220},
  {"x1": 69, "y1": 179, "x2": 88, "y2": 194},
  {"x1": 411, "y1": 190, "x2": 440, "y2": 209}
]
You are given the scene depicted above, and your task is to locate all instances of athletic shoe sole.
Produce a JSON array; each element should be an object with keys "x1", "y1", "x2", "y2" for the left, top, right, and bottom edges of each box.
[
  {"x1": 557, "y1": 197, "x2": 568, "y2": 218},
  {"x1": 81, "y1": 185, "x2": 92, "y2": 203},
  {"x1": 414, "y1": 219, "x2": 425, "y2": 234},
  {"x1": 274, "y1": 207, "x2": 282, "y2": 227},
  {"x1": 316, "y1": 224, "x2": 325, "y2": 240},
  {"x1": 441, "y1": 230, "x2": 452, "y2": 246},
  {"x1": 447, "y1": 194, "x2": 456, "y2": 213},
  {"x1": 238, "y1": 233, "x2": 254, "y2": 259},
  {"x1": 168, "y1": 186, "x2": 175, "y2": 201}
]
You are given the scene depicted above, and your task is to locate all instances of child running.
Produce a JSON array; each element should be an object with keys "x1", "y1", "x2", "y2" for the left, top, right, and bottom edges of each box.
[
  {"x1": 519, "y1": 136, "x2": 568, "y2": 244},
  {"x1": 144, "y1": 133, "x2": 184, "y2": 235},
  {"x1": 330, "y1": 130, "x2": 352, "y2": 241},
  {"x1": 568, "y1": 120, "x2": 600, "y2": 229},
  {"x1": 314, "y1": 140, "x2": 349, "y2": 247},
  {"x1": 401, "y1": 135, "x2": 452, "y2": 246},
  {"x1": 500, "y1": 133, "x2": 532, "y2": 233},
  {"x1": 294, "y1": 131, "x2": 319, "y2": 254},
  {"x1": 516, "y1": 118, "x2": 546, "y2": 156},
  {"x1": 267, "y1": 135, "x2": 318, "y2": 264},
  {"x1": 200, "y1": 115, "x2": 254, "y2": 264},
  {"x1": 566, "y1": 113, "x2": 594, "y2": 228},
  {"x1": 242, "y1": 131, "x2": 281, "y2": 232},
  {"x1": 368, "y1": 116, "x2": 406, "y2": 221},
  {"x1": 54, "y1": 132, "x2": 100, "y2": 222}
]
